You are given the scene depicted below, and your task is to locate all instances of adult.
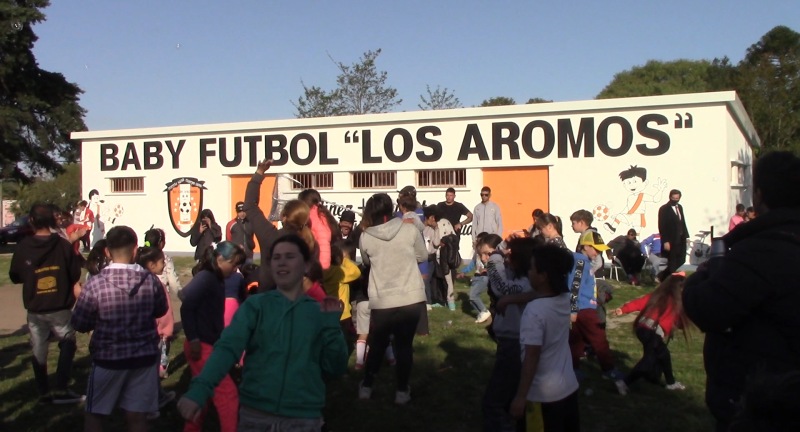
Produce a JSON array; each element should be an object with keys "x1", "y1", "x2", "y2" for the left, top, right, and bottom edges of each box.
[
  {"x1": 472, "y1": 186, "x2": 503, "y2": 242},
  {"x1": 607, "y1": 229, "x2": 646, "y2": 286},
  {"x1": 639, "y1": 233, "x2": 667, "y2": 282},
  {"x1": 225, "y1": 201, "x2": 256, "y2": 263},
  {"x1": 72, "y1": 200, "x2": 94, "y2": 252},
  {"x1": 683, "y1": 151, "x2": 800, "y2": 432},
  {"x1": 339, "y1": 210, "x2": 356, "y2": 240},
  {"x1": 658, "y1": 189, "x2": 689, "y2": 274},
  {"x1": 358, "y1": 193, "x2": 427, "y2": 405},
  {"x1": 728, "y1": 203, "x2": 746, "y2": 232},
  {"x1": 9, "y1": 203, "x2": 84, "y2": 404},
  {"x1": 437, "y1": 187, "x2": 473, "y2": 237},
  {"x1": 190, "y1": 209, "x2": 222, "y2": 262}
]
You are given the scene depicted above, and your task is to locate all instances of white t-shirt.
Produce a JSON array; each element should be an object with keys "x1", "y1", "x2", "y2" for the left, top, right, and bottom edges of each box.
[{"x1": 519, "y1": 293, "x2": 579, "y2": 403}]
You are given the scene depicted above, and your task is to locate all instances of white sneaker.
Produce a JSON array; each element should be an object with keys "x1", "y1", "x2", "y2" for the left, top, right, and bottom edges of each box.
[
  {"x1": 358, "y1": 382, "x2": 372, "y2": 400},
  {"x1": 475, "y1": 310, "x2": 491, "y2": 323},
  {"x1": 426, "y1": 304, "x2": 432, "y2": 311},
  {"x1": 666, "y1": 382, "x2": 686, "y2": 391},
  {"x1": 395, "y1": 388, "x2": 411, "y2": 405},
  {"x1": 614, "y1": 380, "x2": 629, "y2": 396}
]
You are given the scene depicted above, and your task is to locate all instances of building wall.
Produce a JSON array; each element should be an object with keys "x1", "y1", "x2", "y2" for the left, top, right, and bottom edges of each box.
[{"x1": 75, "y1": 92, "x2": 758, "y2": 256}]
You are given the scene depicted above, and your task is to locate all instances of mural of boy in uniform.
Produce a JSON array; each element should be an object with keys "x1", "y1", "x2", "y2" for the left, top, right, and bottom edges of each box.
[
  {"x1": 88, "y1": 190, "x2": 106, "y2": 247},
  {"x1": 600, "y1": 166, "x2": 667, "y2": 235}
]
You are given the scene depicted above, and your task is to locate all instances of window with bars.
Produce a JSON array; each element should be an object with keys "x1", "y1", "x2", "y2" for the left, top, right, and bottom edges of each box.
[
  {"x1": 110, "y1": 177, "x2": 144, "y2": 193},
  {"x1": 352, "y1": 171, "x2": 397, "y2": 189},
  {"x1": 290, "y1": 173, "x2": 333, "y2": 190},
  {"x1": 416, "y1": 169, "x2": 467, "y2": 188}
]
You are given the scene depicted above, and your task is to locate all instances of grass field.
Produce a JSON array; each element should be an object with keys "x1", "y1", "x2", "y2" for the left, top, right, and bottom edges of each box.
[{"x1": 0, "y1": 256, "x2": 714, "y2": 431}]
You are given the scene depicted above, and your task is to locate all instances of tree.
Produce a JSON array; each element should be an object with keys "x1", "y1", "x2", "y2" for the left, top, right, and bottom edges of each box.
[
  {"x1": 418, "y1": 85, "x2": 462, "y2": 110},
  {"x1": 596, "y1": 60, "x2": 716, "y2": 99},
  {"x1": 0, "y1": 0, "x2": 87, "y2": 183},
  {"x1": 480, "y1": 96, "x2": 516, "y2": 107},
  {"x1": 735, "y1": 26, "x2": 800, "y2": 152},
  {"x1": 12, "y1": 163, "x2": 81, "y2": 214},
  {"x1": 293, "y1": 49, "x2": 401, "y2": 118},
  {"x1": 526, "y1": 97, "x2": 553, "y2": 104}
]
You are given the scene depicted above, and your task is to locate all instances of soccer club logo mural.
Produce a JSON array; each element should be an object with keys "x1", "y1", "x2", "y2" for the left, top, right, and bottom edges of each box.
[{"x1": 164, "y1": 177, "x2": 207, "y2": 237}]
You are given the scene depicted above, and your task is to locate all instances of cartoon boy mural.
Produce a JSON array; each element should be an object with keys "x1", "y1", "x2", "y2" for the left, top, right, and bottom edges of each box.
[
  {"x1": 88, "y1": 189, "x2": 125, "y2": 246},
  {"x1": 600, "y1": 165, "x2": 667, "y2": 234}
]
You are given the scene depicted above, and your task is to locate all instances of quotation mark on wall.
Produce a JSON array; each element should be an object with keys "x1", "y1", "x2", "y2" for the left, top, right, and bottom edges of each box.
[
  {"x1": 344, "y1": 130, "x2": 360, "y2": 144},
  {"x1": 674, "y1": 113, "x2": 693, "y2": 129}
]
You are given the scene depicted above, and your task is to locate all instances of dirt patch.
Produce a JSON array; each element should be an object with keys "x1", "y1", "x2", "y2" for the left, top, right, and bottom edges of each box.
[{"x1": 605, "y1": 313, "x2": 636, "y2": 330}]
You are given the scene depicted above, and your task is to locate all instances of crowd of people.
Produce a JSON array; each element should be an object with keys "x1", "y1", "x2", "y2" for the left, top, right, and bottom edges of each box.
[{"x1": 9, "y1": 151, "x2": 800, "y2": 432}]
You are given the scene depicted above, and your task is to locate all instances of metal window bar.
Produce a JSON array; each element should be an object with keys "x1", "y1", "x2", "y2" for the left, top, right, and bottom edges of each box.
[{"x1": 110, "y1": 177, "x2": 144, "y2": 193}]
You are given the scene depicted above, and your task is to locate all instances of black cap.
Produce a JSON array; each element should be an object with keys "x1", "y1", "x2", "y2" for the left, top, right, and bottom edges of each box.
[
  {"x1": 235, "y1": 201, "x2": 245, "y2": 212},
  {"x1": 398, "y1": 185, "x2": 417, "y2": 197},
  {"x1": 340, "y1": 210, "x2": 356, "y2": 223}
]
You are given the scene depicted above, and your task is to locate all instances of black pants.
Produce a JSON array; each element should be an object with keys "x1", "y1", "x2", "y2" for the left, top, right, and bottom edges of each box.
[
  {"x1": 483, "y1": 337, "x2": 525, "y2": 432},
  {"x1": 363, "y1": 302, "x2": 423, "y2": 391},
  {"x1": 625, "y1": 326, "x2": 675, "y2": 386},
  {"x1": 527, "y1": 390, "x2": 580, "y2": 432},
  {"x1": 666, "y1": 239, "x2": 686, "y2": 273}
]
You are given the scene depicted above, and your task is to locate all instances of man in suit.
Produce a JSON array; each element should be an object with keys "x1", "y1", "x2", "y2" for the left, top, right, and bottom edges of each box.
[{"x1": 658, "y1": 189, "x2": 689, "y2": 274}]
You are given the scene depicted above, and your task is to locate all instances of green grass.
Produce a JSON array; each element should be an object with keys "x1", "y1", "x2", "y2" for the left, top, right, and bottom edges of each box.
[{"x1": 0, "y1": 260, "x2": 714, "y2": 431}]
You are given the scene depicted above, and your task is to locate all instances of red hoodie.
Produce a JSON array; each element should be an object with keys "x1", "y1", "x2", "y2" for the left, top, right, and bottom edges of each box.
[{"x1": 620, "y1": 293, "x2": 682, "y2": 338}]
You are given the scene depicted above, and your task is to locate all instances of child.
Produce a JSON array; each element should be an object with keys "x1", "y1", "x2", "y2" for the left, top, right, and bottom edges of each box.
[
  {"x1": 614, "y1": 273, "x2": 690, "y2": 393},
  {"x1": 481, "y1": 235, "x2": 538, "y2": 432},
  {"x1": 135, "y1": 246, "x2": 177, "y2": 418},
  {"x1": 177, "y1": 234, "x2": 348, "y2": 430},
  {"x1": 573, "y1": 231, "x2": 625, "y2": 392},
  {"x1": 180, "y1": 241, "x2": 246, "y2": 432},
  {"x1": 458, "y1": 231, "x2": 491, "y2": 323},
  {"x1": 323, "y1": 240, "x2": 361, "y2": 329},
  {"x1": 70, "y1": 226, "x2": 168, "y2": 431},
  {"x1": 511, "y1": 244, "x2": 580, "y2": 432},
  {"x1": 144, "y1": 228, "x2": 182, "y2": 296},
  {"x1": 84, "y1": 239, "x2": 109, "y2": 282},
  {"x1": 304, "y1": 260, "x2": 328, "y2": 303}
]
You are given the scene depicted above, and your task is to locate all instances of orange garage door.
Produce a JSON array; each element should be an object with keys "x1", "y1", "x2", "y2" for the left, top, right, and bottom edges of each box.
[{"x1": 481, "y1": 167, "x2": 549, "y2": 238}]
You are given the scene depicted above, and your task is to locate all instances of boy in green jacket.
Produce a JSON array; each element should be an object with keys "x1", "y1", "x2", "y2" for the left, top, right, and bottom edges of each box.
[{"x1": 178, "y1": 233, "x2": 348, "y2": 430}]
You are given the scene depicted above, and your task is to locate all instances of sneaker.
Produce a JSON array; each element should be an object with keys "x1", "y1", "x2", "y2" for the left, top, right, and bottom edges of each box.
[
  {"x1": 158, "y1": 390, "x2": 176, "y2": 409},
  {"x1": 354, "y1": 362, "x2": 364, "y2": 371},
  {"x1": 614, "y1": 380, "x2": 629, "y2": 396},
  {"x1": 447, "y1": 302, "x2": 456, "y2": 311},
  {"x1": 395, "y1": 388, "x2": 411, "y2": 405},
  {"x1": 358, "y1": 382, "x2": 372, "y2": 400},
  {"x1": 51, "y1": 390, "x2": 86, "y2": 404},
  {"x1": 475, "y1": 310, "x2": 491, "y2": 324},
  {"x1": 426, "y1": 304, "x2": 432, "y2": 311},
  {"x1": 666, "y1": 382, "x2": 686, "y2": 391}
]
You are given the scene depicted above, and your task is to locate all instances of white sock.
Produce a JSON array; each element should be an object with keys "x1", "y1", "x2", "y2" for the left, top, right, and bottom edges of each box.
[{"x1": 356, "y1": 340, "x2": 367, "y2": 365}]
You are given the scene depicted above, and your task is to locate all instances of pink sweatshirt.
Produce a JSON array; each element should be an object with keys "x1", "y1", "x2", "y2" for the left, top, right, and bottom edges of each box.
[
  {"x1": 309, "y1": 205, "x2": 332, "y2": 269},
  {"x1": 155, "y1": 281, "x2": 174, "y2": 338}
]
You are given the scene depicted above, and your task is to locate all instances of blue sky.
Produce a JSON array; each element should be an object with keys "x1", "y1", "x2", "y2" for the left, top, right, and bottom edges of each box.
[{"x1": 30, "y1": 1, "x2": 800, "y2": 131}]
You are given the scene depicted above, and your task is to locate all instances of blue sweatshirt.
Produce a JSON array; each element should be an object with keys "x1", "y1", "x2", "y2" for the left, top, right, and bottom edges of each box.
[
  {"x1": 640, "y1": 233, "x2": 662, "y2": 255},
  {"x1": 569, "y1": 252, "x2": 598, "y2": 313}
]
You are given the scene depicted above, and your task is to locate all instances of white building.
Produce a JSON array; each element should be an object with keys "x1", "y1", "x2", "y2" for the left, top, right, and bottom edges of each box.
[{"x1": 73, "y1": 91, "x2": 759, "y2": 259}]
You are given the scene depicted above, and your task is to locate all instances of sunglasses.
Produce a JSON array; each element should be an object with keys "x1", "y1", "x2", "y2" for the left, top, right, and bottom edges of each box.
[{"x1": 480, "y1": 193, "x2": 489, "y2": 196}]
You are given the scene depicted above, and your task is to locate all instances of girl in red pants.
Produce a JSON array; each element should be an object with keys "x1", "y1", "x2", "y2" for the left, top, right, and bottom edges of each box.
[{"x1": 180, "y1": 242, "x2": 246, "y2": 432}]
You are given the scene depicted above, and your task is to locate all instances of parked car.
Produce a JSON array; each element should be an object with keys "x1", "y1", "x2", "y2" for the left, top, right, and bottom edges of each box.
[{"x1": 0, "y1": 216, "x2": 32, "y2": 245}]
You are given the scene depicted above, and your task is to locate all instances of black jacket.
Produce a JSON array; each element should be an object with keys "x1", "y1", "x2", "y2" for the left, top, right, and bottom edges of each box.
[
  {"x1": 189, "y1": 221, "x2": 222, "y2": 261},
  {"x1": 683, "y1": 208, "x2": 800, "y2": 424},
  {"x1": 10, "y1": 233, "x2": 82, "y2": 313},
  {"x1": 658, "y1": 202, "x2": 689, "y2": 244}
]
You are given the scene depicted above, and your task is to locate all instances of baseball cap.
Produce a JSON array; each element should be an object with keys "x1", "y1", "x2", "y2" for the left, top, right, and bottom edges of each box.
[
  {"x1": 235, "y1": 201, "x2": 245, "y2": 212},
  {"x1": 579, "y1": 231, "x2": 610, "y2": 252},
  {"x1": 340, "y1": 210, "x2": 356, "y2": 223},
  {"x1": 398, "y1": 185, "x2": 417, "y2": 197}
]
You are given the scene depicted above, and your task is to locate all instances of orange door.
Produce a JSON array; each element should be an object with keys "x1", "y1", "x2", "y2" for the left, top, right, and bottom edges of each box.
[
  {"x1": 230, "y1": 175, "x2": 276, "y2": 253},
  {"x1": 481, "y1": 167, "x2": 549, "y2": 238}
]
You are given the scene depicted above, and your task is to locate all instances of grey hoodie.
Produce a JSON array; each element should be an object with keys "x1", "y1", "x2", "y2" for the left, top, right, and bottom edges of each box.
[{"x1": 360, "y1": 218, "x2": 427, "y2": 310}]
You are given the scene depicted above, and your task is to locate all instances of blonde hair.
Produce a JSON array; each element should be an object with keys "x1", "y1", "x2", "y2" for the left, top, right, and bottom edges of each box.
[{"x1": 281, "y1": 200, "x2": 316, "y2": 251}]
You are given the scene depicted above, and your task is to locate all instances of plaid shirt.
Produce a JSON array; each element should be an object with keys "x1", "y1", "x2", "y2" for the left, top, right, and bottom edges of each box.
[{"x1": 71, "y1": 263, "x2": 168, "y2": 366}]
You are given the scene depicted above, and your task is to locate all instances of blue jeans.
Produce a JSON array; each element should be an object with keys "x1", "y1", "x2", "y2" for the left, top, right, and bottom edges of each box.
[{"x1": 469, "y1": 275, "x2": 489, "y2": 313}]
